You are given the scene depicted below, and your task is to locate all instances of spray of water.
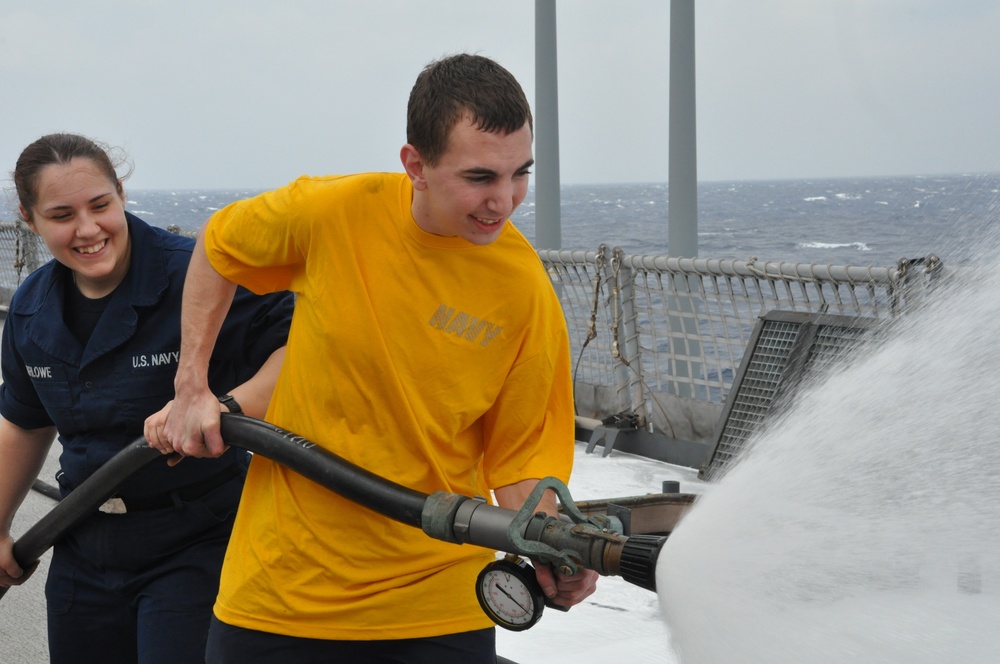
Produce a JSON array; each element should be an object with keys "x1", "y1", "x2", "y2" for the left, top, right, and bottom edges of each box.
[{"x1": 657, "y1": 243, "x2": 1000, "y2": 662}]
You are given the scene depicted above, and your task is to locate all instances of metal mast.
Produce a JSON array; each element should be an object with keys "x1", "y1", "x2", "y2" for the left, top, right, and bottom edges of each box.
[
  {"x1": 534, "y1": 0, "x2": 561, "y2": 250},
  {"x1": 669, "y1": 0, "x2": 698, "y2": 257}
]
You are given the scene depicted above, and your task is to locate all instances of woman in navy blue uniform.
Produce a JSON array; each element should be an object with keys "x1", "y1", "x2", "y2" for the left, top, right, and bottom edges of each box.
[{"x1": 0, "y1": 133, "x2": 294, "y2": 664}]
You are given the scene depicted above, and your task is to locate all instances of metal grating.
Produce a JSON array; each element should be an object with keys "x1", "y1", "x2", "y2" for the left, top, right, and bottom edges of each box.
[
  {"x1": 699, "y1": 310, "x2": 879, "y2": 479},
  {"x1": 802, "y1": 324, "x2": 873, "y2": 376}
]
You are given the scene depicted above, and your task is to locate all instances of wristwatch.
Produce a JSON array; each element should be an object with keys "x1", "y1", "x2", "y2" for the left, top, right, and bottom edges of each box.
[{"x1": 218, "y1": 394, "x2": 243, "y2": 414}]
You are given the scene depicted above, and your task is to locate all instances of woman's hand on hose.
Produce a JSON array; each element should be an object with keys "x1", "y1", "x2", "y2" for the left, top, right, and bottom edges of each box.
[{"x1": 0, "y1": 532, "x2": 37, "y2": 588}]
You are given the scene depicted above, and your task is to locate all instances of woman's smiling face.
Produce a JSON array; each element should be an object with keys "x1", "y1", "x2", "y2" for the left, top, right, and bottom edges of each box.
[{"x1": 24, "y1": 157, "x2": 131, "y2": 297}]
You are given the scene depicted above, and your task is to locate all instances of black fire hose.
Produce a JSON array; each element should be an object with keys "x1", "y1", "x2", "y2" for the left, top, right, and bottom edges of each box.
[{"x1": 3, "y1": 414, "x2": 666, "y2": 600}]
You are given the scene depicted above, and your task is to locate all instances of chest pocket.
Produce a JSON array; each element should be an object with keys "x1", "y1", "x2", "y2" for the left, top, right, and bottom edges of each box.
[
  {"x1": 29, "y1": 364, "x2": 76, "y2": 429},
  {"x1": 109, "y1": 353, "x2": 179, "y2": 427}
]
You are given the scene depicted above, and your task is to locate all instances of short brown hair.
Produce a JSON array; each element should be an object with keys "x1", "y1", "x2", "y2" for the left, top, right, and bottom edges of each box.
[{"x1": 406, "y1": 54, "x2": 533, "y2": 165}]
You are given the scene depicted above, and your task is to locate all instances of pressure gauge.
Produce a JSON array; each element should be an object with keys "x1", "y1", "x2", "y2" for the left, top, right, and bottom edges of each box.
[{"x1": 475, "y1": 554, "x2": 546, "y2": 631}]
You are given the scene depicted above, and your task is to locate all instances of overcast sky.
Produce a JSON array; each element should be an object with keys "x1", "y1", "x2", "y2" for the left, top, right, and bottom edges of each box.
[{"x1": 2, "y1": 0, "x2": 999, "y2": 190}]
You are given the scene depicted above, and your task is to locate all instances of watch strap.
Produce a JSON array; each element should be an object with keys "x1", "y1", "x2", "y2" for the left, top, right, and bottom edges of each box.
[{"x1": 218, "y1": 394, "x2": 243, "y2": 414}]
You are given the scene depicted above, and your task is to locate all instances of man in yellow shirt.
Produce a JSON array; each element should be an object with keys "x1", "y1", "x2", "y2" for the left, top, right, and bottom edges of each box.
[{"x1": 154, "y1": 53, "x2": 598, "y2": 662}]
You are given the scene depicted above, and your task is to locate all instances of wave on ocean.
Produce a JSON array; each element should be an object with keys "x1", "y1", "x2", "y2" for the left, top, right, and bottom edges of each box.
[{"x1": 798, "y1": 241, "x2": 872, "y2": 252}]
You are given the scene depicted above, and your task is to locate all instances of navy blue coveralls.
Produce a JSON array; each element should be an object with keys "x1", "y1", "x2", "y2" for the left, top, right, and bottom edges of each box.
[{"x1": 0, "y1": 214, "x2": 294, "y2": 664}]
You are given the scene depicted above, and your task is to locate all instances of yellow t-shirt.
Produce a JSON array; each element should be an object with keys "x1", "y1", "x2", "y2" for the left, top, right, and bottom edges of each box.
[{"x1": 204, "y1": 172, "x2": 575, "y2": 639}]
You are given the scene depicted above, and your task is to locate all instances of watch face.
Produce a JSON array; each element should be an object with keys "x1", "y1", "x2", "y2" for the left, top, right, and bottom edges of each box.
[{"x1": 476, "y1": 559, "x2": 544, "y2": 631}]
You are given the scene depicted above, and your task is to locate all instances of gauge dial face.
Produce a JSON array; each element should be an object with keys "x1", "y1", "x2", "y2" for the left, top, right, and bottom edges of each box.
[{"x1": 476, "y1": 558, "x2": 545, "y2": 631}]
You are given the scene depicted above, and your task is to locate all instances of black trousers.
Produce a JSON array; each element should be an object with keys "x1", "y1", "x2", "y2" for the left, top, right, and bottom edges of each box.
[
  {"x1": 206, "y1": 615, "x2": 498, "y2": 664},
  {"x1": 46, "y1": 476, "x2": 243, "y2": 664}
]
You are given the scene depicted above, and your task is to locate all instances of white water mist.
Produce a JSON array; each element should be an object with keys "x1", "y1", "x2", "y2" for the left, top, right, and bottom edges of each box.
[{"x1": 657, "y1": 248, "x2": 1000, "y2": 662}]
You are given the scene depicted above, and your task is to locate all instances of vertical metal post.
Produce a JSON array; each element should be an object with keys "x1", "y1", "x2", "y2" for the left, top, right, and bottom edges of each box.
[
  {"x1": 616, "y1": 260, "x2": 647, "y2": 423},
  {"x1": 17, "y1": 221, "x2": 44, "y2": 276},
  {"x1": 668, "y1": 0, "x2": 698, "y2": 257},
  {"x1": 667, "y1": 0, "x2": 702, "y2": 398},
  {"x1": 534, "y1": 0, "x2": 561, "y2": 250}
]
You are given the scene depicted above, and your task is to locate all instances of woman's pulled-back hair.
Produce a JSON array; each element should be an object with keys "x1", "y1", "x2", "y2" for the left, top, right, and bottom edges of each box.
[{"x1": 406, "y1": 54, "x2": 533, "y2": 166}]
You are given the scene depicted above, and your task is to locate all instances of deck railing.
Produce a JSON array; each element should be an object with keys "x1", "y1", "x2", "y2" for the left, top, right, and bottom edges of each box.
[
  {"x1": 539, "y1": 245, "x2": 942, "y2": 446},
  {"x1": 1, "y1": 221, "x2": 942, "y2": 456}
]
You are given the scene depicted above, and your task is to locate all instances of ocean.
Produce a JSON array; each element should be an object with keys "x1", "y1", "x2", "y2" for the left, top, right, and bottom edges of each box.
[{"x1": 119, "y1": 172, "x2": 1000, "y2": 269}]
